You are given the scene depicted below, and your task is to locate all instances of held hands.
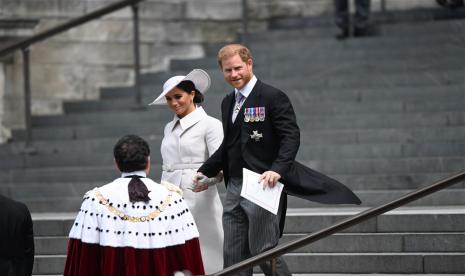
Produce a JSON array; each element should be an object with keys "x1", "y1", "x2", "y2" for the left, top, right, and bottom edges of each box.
[
  {"x1": 258, "y1": 170, "x2": 281, "y2": 189},
  {"x1": 191, "y1": 173, "x2": 209, "y2": 192},
  {"x1": 191, "y1": 172, "x2": 223, "y2": 193}
]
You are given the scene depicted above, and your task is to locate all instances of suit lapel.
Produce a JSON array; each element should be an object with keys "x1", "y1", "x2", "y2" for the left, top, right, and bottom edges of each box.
[{"x1": 222, "y1": 91, "x2": 235, "y2": 132}]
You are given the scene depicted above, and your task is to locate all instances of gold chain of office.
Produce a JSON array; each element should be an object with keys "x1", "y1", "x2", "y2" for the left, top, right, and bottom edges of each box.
[{"x1": 94, "y1": 190, "x2": 172, "y2": 223}]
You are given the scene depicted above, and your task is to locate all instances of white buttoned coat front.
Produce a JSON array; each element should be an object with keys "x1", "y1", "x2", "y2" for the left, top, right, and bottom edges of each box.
[{"x1": 160, "y1": 106, "x2": 224, "y2": 273}]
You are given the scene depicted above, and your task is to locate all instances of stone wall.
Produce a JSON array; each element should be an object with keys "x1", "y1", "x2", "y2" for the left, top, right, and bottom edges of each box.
[{"x1": 0, "y1": 0, "x2": 438, "y2": 139}]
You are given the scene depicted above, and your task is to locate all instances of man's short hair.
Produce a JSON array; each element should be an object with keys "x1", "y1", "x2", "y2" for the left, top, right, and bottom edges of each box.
[
  {"x1": 113, "y1": 135, "x2": 150, "y2": 172},
  {"x1": 217, "y1": 44, "x2": 253, "y2": 68}
]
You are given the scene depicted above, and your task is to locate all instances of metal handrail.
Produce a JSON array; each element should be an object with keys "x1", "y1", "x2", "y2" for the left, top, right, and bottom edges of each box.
[
  {"x1": 0, "y1": 0, "x2": 143, "y2": 57},
  {"x1": 0, "y1": 0, "x2": 145, "y2": 148},
  {"x1": 211, "y1": 170, "x2": 465, "y2": 275}
]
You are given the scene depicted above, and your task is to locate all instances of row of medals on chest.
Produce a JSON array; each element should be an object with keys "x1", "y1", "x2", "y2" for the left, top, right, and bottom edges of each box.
[{"x1": 243, "y1": 107, "x2": 265, "y2": 122}]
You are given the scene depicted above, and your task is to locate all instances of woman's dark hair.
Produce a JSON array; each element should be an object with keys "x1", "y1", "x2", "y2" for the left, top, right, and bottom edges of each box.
[
  {"x1": 113, "y1": 135, "x2": 150, "y2": 173},
  {"x1": 176, "y1": 80, "x2": 204, "y2": 104}
]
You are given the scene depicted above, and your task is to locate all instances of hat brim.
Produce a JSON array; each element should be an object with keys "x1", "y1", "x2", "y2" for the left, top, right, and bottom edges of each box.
[{"x1": 149, "y1": 69, "x2": 211, "y2": 105}]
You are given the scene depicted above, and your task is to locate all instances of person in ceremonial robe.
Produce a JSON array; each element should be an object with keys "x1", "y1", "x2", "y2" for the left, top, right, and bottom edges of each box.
[
  {"x1": 63, "y1": 134, "x2": 204, "y2": 276},
  {"x1": 149, "y1": 69, "x2": 224, "y2": 273}
]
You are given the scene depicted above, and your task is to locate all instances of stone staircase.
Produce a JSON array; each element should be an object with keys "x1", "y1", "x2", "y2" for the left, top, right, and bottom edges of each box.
[{"x1": 1, "y1": 9, "x2": 464, "y2": 276}]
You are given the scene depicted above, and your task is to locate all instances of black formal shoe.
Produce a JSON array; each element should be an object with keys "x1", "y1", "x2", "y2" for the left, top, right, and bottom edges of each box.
[
  {"x1": 354, "y1": 27, "x2": 370, "y2": 37},
  {"x1": 437, "y1": 0, "x2": 448, "y2": 6},
  {"x1": 437, "y1": 0, "x2": 464, "y2": 8},
  {"x1": 335, "y1": 29, "x2": 349, "y2": 40}
]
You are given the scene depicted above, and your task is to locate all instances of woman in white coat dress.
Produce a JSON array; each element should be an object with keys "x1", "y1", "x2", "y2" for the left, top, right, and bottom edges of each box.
[{"x1": 149, "y1": 69, "x2": 224, "y2": 273}]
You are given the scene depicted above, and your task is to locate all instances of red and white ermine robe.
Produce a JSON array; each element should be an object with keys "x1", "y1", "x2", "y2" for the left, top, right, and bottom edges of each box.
[{"x1": 64, "y1": 173, "x2": 205, "y2": 276}]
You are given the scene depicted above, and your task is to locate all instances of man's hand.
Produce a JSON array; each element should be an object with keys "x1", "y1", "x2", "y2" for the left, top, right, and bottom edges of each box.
[
  {"x1": 258, "y1": 170, "x2": 281, "y2": 189},
  {"x1": 191, "y1": 172, "x2": 209, "y2": 192}
]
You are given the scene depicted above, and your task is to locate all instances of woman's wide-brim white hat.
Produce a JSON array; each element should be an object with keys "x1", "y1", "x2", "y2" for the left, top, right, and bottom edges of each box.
[{"x1": 148, "y1": 69, "x2": 211, "y2": 105}]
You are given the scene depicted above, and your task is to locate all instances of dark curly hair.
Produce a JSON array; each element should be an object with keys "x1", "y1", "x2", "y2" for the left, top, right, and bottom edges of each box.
[
  {"x1": 176, "y1": 80, "x2": 204, "y2": 104},
  {"x1": 113, "y1": 135, "x2": 150, "y2": 172}
]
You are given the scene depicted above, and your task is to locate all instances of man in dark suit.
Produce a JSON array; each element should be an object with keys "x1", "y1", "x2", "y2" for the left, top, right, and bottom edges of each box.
[
  {"x1": 334, "y1": 0, "x2": 371, "y2": 39},
  {"x1": 0, "y1": 194, "x2": 34, "y2": 276},
  {"x1": 194, "y1": 44, "x2": 296, "y2": 276}
]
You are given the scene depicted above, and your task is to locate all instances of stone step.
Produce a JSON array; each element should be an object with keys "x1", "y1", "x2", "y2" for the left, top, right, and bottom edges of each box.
[
  {"x1": 10, "y1": 184, "x2": 465, "y2": 212},
  {"x1": 17, "y1": 187, "x2": 465, "y2": 213},
  {"x1": 279, "y1": 233, "x2": 465, "y2": 253},
  {"x1": 30, "y1": 109, "x2": 169, "y2": 127},
  {"x1": 0, "y1": 166, "x2": 120, "y2": 184},
  {"x1": 31, "y1": 207, "x2": 465, "y2": 237},
  {"x1": 268, "y1": 7, "x2": 465, "y2": 31},
  {"x1": 35, "y1": 236, "x2": 68, "y2": 255},
  {"x1": 284, "y1": 207, "x2": 465, "y2": 233},
  {"x1": 2, "y1": 138, "x2": 464, "y2": 165},
  {"x1": 25, "y1": 197, "x2": 84, "y2": 212},
  {"x1": 255, "y1": 70, "x2": 464, "y2": 91},
  {"x1": 63, "y1": 91, "x2": 464, "y2": 114},
  {"x1": 0, "y1": 182, "x2": 100, "y2": 200},
  {"x1": 33, "y1": 255, "x2": 66, "y2": 276},
  {"x1": 139, "y1": 67, "x2": 463, "y2": 91},
  {"x1": 34, "y1": 232, "x2": 465, "y2": 256},
  {"x1": 4, "y1": 137, "x2": 465, "y2": 160},
  {"x1": 248, "y1": 27, "x2": 465, "y2": 47},
  {"x1": 270, "y1": 13, "x2": 465, "y2": 31},
  {"x1": 29, "y1": 108, "x2": 464, "y2": 129},
  {"x1": 5, "y1": 177, "x2": 465, "y2": 212},
  {"x1": 207, "y1": 28, "x2": 465, "y2": 53},
  {"x1": 256, "y1": 62, "x2": 464, "y2": 82},
  {"x1": 0, "y1": 161, "x2": 462, "y2": 185},
  {"x1": 3, "y1": 171, "x2": 462, "y2": 191},
  {"x1": 1, "y1": 144, "x2": 463, "y2": 173},
  {"x1": 285, "y1": 85, "x2": 465, "y2": 102},
  {"x1": 31, "y1": 252, "x2": 465, "y2": 275},
  {"x1": 32, "y1": 213, "x2": 76, "y2": 237},
  {"x1": 171, "y1": 48, "x2": 465, "y2": 71},
  {"x1": 263, "y1": 23, "x2": 464, "y2": 41},
  {"x1": 199, "y1": 36, "x2": 465, "y2": 57},
  {"x1": 299, "y1": 157, "x2": 465, "y2": 175},
  {"x1": 295, "y1": 111, "x2": 464, "y2": 130},
  {"x1": 295, "y1": 142, "x2": 465, "y2": 160},
  {"x1": 287, "y1": 188, "x2": 465, "y2": 208},
  {"x1": 11, "y1": 122, "x2": 160, "y2": 141},
  {"x1": 98, "y1": 82, "x2": 463, "y2": 103},
  {"x1": 11, "y1": 121, "x2": 465, "y2": 143},
  {"x1": 298, "y1": 127, "x2": 465, "y2": 145},
  {"x1": 0, "y1": 136, "x2": 164, "y2": 156},
  {"x1": 281, "y1": 252, "x2": 465, "y2": 274}
]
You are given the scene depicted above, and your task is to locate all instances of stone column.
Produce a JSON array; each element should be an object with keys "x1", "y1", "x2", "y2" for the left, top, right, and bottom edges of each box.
[{"x1": 0, "y1": 62, "x2": 12, "y2": 143}]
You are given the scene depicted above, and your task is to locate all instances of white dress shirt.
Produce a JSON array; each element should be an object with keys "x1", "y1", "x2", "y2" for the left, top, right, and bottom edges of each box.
[{"x1": 232, "y1": 75, "x2": 257, "y2": 122}]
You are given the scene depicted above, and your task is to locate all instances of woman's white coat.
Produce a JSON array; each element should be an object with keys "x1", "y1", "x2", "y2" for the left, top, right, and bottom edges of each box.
[{"x1": 160, "y1": 106, "x2": 224, "y2": 273}]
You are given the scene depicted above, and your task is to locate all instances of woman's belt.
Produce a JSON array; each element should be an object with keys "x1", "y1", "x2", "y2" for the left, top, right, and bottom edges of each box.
[{"x1": 162, "y1": 163, "x2": 203, "y2": 172}]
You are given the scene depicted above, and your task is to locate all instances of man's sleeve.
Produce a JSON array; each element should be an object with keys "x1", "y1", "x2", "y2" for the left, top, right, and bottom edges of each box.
[
  {"x1": 269, "y1": 90, "x2": 300, "y2": 176},
  {"x1": 198, "y1": 100, "x2": 228, "y2": 177},
  {"x1": 22, "y1": 205, "x2": 34, "y2": 276},
  {"x1": 198, "y1": 141, "x2": 224, "y2": 178}
]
